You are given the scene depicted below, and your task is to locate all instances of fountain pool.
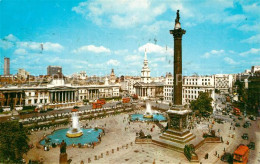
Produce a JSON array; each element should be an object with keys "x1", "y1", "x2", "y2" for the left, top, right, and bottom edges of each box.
[
  {"x1": 131, "y1": 114, "x2": 166, "y2": 121},
  {"x1": 40, "y1": 128, "x2": 103, "y2": 146}
]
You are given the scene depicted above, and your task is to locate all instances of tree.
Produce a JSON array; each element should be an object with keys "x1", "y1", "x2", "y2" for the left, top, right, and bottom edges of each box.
[
  {"x1": 0, "y1": 121, "x2": 29, "y2": 162},
  {"x1": 190, "y1": 92, "x2": 213, "y2": 115}
]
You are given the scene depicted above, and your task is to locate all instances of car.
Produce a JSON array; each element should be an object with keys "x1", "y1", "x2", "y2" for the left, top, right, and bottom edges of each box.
[
  {"x1": 221, "y1": 153, "x2": 233, "y2": 163},
  {"x1": 247, "y1": 142, "x2": 255, "y2": 150},
  {"x1": 235, "y1": 123, "x2": 240, "y2": 127},
  {"x1": 249, "y1": 115, "x2": 256, "y2": 121},
  {"x1": 222, "y1": 112, "x2": 228, "y2": 115},
  {"x1": 245, "y1": 121, "x2": 251, "y2": 126},
  {"x1": 233, "y1": 118, "x2": 236, "y2": 122},
  {"x1": 238, "y1": 116, "x2": 243, "y2": 120},
  {"x1": 216, "y1": 119, "x2": 224, "y2": 124},
  {"x1": 243, "y1": 123, "x2": 250, "y2": 128},
  {"x1": 242, "y1": 133, "x2": 249, "y2": 140}
]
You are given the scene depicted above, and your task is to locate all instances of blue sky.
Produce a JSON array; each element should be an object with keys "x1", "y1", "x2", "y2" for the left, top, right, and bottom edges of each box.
[{"x1": 0, "y1": 0, "x2": 259, "y2": 76}]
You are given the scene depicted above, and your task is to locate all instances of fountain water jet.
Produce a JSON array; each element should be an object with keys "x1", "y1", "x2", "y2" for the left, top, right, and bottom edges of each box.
[
  {"x1": 143, "y1": 101, "x2": 153, "y2": 118},
  {"x1": 66, "y1": 112, "x2": 83, "y2": 138}
]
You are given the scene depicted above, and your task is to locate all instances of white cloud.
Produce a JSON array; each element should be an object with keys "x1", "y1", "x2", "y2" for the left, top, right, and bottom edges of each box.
[
  {"x1": 107, "y1": 59, "x2": 120, "y2": 66},
  {"x1": 14, "y1": 48, "x2": 27, "y2": 55},
  {"x1": 17, "y1": 41, "x2": 63, "y2": 52},
  {"x1": 202, "y1": 49, "x2": 225, "y2": 58},
  {"x1": 224, "y1": 57, "x2": 238, "y2": 65},
  {"x1": 72, "y1": 45, "x2": 110, "y2": 54},
  {"x1": 238, "y1": 23, "x2": 260, "y2": 32},
  {"x1": 125, "y1": 55, "x2": 142, "y2": 61},
  {"x1": 241, "y1": 34, "x2": 260, "y2": 44},
  {"x1": 240, "y1": 48, "x2": 260, "y2": 56},
  {"x1": 72, "y1": 0, "x2": 167, "y2": 28},
  {"x1": 152, "y1": 57, "x2": 166, "y2": 62},
  {"x1": 5, "y1": 34, "x2": 18, "y2": 42},
  {"x1": 138, "y1": 43, "x2": 172, "y2": 55},
  {"x1": 0, "y1": 34, "x2": 18, "y2": 49},
  {"x1": 114, "y1": 49, "x2": 128, "y2": 55}
]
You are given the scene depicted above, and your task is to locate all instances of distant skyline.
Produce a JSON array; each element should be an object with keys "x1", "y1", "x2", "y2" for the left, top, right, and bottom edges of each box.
[{"x1": 0, "y1": 0, "x2": 259, "y2": 76}]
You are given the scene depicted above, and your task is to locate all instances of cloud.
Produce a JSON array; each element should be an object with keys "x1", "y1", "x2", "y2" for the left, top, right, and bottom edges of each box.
[
  {"x1": 72, "y1": 45, "x2": 111, "y2": 54},
  {"x1": 138, "y1": 43, "x2": 172, "y2": 55},
  {"x1": 72, "y1": 0, "x2": 167, "y2": 28},
  {"x1": 125, "y1": 55, "x2": 142, "y2": 61},
  {"x1": 0, "y1": 34, "x2": 18, "y2": 49},
  {"x1": 224, "y1": 57, "x2": 238, "y2": 65},
  {"x1": 4, "y1": 34, "x2": 18, "y2": 42},
  {"x1": 241, "y1": 34, "x2": 260, "y2": 44},
  {"x1": 114, "y1": 49, "x2": 128, "y2": 55},
  {"x1": 14, "y1": 48, "x2": 27, "y2": 55},
  {"x1": 152, "y1": 57, "x2": 166, "y2": 62},
  {"x1": 17, "y1": 41, "x2": 63, "y2": 52},
  {"x1": 107, "y1": 59, "x2": 120, "y2": 66},
  {"x1": 238, "y1": 23, "x2": 260, "y2": 32},
  {"x1": 202, "y1": 49, "x2": 225, "y2": 58},
  {"x1": 240, "y1": 48, "x2": 260, "y2": 56}
]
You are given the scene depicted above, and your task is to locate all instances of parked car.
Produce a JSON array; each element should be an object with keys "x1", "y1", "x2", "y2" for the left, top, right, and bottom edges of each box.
[
  {"x1": 247, "y1": 142, "x2": 255, "y2": 150},
  {"x1": 245, "y1": 121, "x2": 251, "y2": 126},
  {"x1": 221, "y1": 153, "x2": 233, "y2": 163},
  {"x1": 243, "y1": 123, "x2": 250, "y2": 128},
  {"x1": 238, "y1": 116, "x2": 243, "y2": 120},
  {"x1": 216, "y1": 119, "x2": 224, "y2": 124},
  {"x1": 235, "y1": 123, "x2": 240, "y2": 127},
  {"x1": 241, "y1": 133, "x2": 249, "y2": 140},
  {"x1": 249, "y1": 115, "x2": 256, "y2": 121}
]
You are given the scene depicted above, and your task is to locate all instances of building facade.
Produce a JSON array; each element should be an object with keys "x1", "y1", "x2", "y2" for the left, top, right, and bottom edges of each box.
[
  {"x1": 0, "y1": 79, "x2": 120, "y2": 110},
  {"x1": 164, "y1": 72, "x2": 173, "y2": 102}
]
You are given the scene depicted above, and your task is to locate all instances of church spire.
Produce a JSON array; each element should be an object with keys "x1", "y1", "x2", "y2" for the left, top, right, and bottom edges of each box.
[{"x1": 144, "y1": 48, "x2": 147, "y2": 60}]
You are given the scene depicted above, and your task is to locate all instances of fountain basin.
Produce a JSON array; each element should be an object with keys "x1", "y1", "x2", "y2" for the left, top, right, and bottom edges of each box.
[
  {"x1": 143, "y1": 114, "x2": 153, "y2": 119},
  {"x1": 66, "y1": 130, "x2": 83, "y2": 138},
  {"x1": 40, "y1": 128, "x2": 103, "y2": 146},
  {"x1": 131, "y1": 114, "x2": 166, "y2": 121}
]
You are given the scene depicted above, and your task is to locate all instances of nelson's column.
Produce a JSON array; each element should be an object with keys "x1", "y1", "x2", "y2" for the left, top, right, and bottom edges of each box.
[{"x1": 157, "y1": 10, "x2": 195, "y2": 152}]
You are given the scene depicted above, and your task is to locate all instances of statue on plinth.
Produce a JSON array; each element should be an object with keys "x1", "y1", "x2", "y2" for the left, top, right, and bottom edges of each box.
[{"x1": 60, "y1": 140, "x2": 67, "y2": 154}]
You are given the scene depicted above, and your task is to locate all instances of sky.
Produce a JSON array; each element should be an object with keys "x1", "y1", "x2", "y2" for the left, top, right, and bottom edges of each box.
[{"x1": 0, "y1": 0, "x2": 259, "y2": 77}]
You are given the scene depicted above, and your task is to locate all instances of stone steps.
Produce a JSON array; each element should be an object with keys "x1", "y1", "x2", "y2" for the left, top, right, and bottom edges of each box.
[
  {"x1": 152, "y1": 139, "x2": 184, "y2": 152},
  {"x1": 160, "y1": 132, "x2": 195, "y2": 143},
  {"x1": 159, "y1": 134, "x2": 195, "y2": 144}
]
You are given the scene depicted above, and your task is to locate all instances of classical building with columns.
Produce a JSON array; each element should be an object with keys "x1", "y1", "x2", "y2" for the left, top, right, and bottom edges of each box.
[
  {"x1": 0, "y1": 78, "x2": 119, "y2": 110},
  {"x1": 134, "y1": 51, "x2": 164, "y2": 100}
]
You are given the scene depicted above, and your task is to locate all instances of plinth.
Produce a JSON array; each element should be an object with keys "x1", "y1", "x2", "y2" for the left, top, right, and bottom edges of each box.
[
  {"x1": 59, "y1": 153, "x2": 67, "y2": 164},
  {"x1": 154, "y1": 105, "x2": 195, "y2": 152}
]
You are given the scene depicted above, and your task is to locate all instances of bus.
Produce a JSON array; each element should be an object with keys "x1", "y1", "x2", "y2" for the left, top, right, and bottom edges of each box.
[
  {"x1": 233, "y1": 145, "x2": 249, "y2": 164},
  {"x1": 233, "y1": 107, "x2": 241, "y2": 116}
]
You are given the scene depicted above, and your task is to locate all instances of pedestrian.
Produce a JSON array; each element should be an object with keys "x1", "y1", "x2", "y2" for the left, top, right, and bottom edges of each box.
[
  {"x1": 230, "y1": 127, "x2": 231, "y2": 130},
  {"x1": 215, "y1": 151, "x2": 217, "y2": 156},
  {"x1": 224, "y1": 147, "x2": 225, "y2": 152}
]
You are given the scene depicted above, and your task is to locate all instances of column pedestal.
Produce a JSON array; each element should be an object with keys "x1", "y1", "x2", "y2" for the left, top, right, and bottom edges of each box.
[
  {"x1": 154, "y1": 105, "x2": 195, "y2": 152},
  {"x1": 59, "y1": 153, "x2": 67, "y2": 164}
]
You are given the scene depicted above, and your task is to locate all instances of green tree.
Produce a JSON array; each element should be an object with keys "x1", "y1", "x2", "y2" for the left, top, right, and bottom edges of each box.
[
  {"x1": 190, "y1": 92, "x2": 213, "y2": 115},
  {"x1": 0, "y1": 121, "x2": 29, "y2": 162}
]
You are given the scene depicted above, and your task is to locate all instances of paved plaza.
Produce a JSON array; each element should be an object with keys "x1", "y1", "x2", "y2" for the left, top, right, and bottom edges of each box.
[{"x1": 23, "y1": 106, "x2": 260, "y2": 164}]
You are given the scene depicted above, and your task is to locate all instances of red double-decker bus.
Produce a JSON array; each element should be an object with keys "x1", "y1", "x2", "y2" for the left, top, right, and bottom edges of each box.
[{"x1": 233, "y1": 145, "x2": 249, "y2": 164}]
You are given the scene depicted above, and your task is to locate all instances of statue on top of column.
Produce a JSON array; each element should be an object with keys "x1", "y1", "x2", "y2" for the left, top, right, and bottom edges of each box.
[{"x1": 175, "y1": 10, "x2": 180, "y2": 24}]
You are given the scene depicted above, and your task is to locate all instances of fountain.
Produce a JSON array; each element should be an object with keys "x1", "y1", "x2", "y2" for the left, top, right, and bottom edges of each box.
[
  {"x1": 66, "y1": 112, "x2": 83, "y2": 138},
  {"x1": 143, "y1": 102, "x2": 153, "y2": 119}
]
